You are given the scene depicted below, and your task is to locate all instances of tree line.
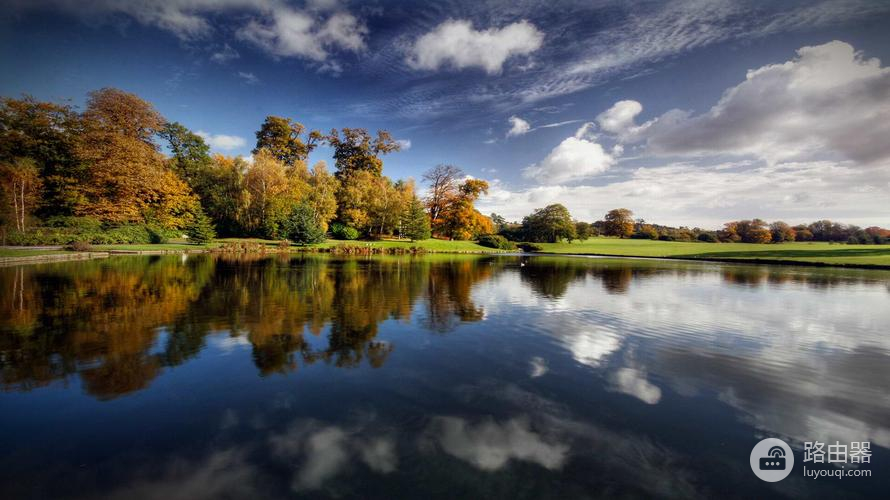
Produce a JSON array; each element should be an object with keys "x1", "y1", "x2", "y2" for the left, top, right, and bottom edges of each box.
[
  {"x1": 0, "y1": 89, "x2": 494, "y2": 245},
  {"x1": 491, "y1": 205, "x2": 889, "y2": 245}
]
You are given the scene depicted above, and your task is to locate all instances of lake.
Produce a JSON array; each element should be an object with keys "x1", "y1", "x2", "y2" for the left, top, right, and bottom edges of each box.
[{"x1": 1, "y1": 254, "x2": 888, "y2": 499}]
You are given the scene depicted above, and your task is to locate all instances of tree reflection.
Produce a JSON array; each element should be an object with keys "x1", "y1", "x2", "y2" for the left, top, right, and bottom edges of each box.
[{"x1": 0, "y1": 255, "x2": 494, "y2": 398}]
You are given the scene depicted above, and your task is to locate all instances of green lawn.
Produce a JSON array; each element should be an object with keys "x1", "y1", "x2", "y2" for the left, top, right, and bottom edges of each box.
[
  {"x1": 534, "y1": 238, "x2": 890, "y2": 267},
  {"x1": 6, "y1": 237, "x2": 889, "y2": 268}
]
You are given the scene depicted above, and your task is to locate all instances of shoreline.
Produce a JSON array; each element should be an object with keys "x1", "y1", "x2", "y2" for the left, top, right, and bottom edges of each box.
[{"x1": 2, "y1": 245, "x2": 890, "y2": 271}]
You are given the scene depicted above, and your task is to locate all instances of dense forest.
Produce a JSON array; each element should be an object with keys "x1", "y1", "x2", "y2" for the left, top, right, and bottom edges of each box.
[{"x1": 1, "y1": 88, "x2": 886, "y2": 247}]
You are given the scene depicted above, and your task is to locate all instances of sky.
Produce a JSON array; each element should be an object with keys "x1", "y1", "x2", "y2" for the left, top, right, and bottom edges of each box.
[{"x1": 1, "y1": 0, "x2": 889, "y2": 227}]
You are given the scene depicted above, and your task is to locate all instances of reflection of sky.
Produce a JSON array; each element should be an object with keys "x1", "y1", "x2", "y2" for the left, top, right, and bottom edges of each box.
[{"x1": 478, "y1": 262, "x2": 890, "y2": 449}]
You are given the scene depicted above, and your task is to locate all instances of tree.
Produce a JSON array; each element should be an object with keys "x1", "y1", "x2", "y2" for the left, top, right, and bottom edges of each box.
[
  {"x1": 326, "y1": 128, "x2": 401, "y2": 179},
  {"x1": 436, "y1": 178, "x2": 491, "y2": 240},
  {"x1": 1, "y1": 158, "x2": 42, "y2": 231},
  {"x1": 303, "y1": 161, "x2": 339, "y2": 232},
  {"x1": 160, "y1": 122, "x2": 212, "y2": 185},
  {"x1": 74, "y1": 88, "x2": 198, "y2": 228},
  {"x1": 521, "y1": 204, "x2": 576, "y2": 243},
  {"x1": 603, "y1": 208, "x2": 634, "y2": 238},
  {"x1": 0, "y1": 95, "x2": 82, "y2": 216},
  {"x1": 186, "y1": 210, "x2": 216, "y2": 245},
  {"x1": 490, "y1": 213, "x2": 507, "y2": 233},
  {"x1": 402, "y1": 196, "x2": 431, "y2": 241},
  {"x1": 283, "y1": 203, "x2": 325, "y2": 245},
  {"x1": 253, "y1": 116, "x2": 321, "y2": 169},
  {"x1": 243, "y1": 150, "x2": 294, "y2": 238},
  {"x1": 769, "y1": 221, "x2": 796, "y2": 242},
  {"x1": 203, "y1": 154, "x2": 249, "y2": 236},
  {"x1": 574, "y1": 221, "x2": 593, "y2": 241},
  {"x1": 423, "y1": 164, "x2": 463, "y2": 224}
]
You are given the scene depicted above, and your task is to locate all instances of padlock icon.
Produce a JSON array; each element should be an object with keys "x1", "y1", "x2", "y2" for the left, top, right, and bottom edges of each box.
[{"x1": 759, "y1": 446, "x2": 786, "y2": 470}]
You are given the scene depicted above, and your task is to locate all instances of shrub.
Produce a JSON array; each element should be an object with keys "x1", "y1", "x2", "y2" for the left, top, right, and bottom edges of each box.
[
  {"x1": 44, "y1": 216, "x2": 103, "y2": 231},
  {"x1": 517, "y1": 242, "x2": 543, "y2": 252},
  {"x1": 477, "y1": 234, "x2": 517, "y2": 250},
  {"x1": 697, "y1": 232, "x2": 719, "y2": 243},
  {"x1": 147, "y1": 225, "x2": 170, "y2": 244},
  {"x1": 67, "y1": 241, "x2": 93, "y2": 252},
  {"x1": 331, "y1": 222, "x2": 360, "y2": 240}
]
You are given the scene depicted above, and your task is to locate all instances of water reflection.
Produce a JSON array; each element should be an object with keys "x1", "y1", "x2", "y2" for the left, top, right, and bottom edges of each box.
[{"x1": 2, "y1": 255, "x2": 889, "y2": 498}]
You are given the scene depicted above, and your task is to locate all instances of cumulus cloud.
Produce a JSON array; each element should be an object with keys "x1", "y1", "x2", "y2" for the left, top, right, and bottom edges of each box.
[
  {"x1": 506, "y1": 116, "x2": 531, "y2": 137},
  {"x1": 522, "y1": 123, "x2": 618, "y2": 184},
  {"x1": 196, "y1": 131, "x2": 247, "y2": 151},
  {"x1": 407, "y1": 19, "x2": 544, "y2": 74},
  {"x1": 634, "y1": 41, "x2": 890, "y2": 164},
  {"x1": 480, "y1": 159, "x2": 890, "y2": 227},
  {"x1": 237, "y1": 8, "x2": 366, "y2": 62},
  {"x1": 396, "y1": 139, "x2": 412, "y2": 150}
]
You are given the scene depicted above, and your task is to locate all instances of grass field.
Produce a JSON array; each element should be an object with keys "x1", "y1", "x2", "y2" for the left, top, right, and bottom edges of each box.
[
  {"x1": 4, "y1": 237, "x2": 890, "y2": 268},
  {"x1": 534, "y1": 238, "x2": 890, "y2": 267}
]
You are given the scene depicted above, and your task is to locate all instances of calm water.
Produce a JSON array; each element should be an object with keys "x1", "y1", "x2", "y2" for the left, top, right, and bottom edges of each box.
[{"x1": 1, "y1": 254, "x2": 888, "y2": 499}]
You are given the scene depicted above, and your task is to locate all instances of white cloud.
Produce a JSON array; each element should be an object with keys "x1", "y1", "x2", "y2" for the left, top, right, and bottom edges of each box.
[
  {"x1": 506, "y1": 116, "x2": 531, "y2": 137},
  {"x1": 10, "y1": 1, "x2": 367, "y2": 65},
  {"x1": 396, "y1": 139, "x2": 412, "y2": 150},
  {"x1": 210, "y1": 43, "x2": 239, "y2": 64},
  {"x1": 196, "y1": 130, "x2": 247, "y2": 151},
  {"x1": 638, "y1": 40, "x2": 890, "y2": 164},
  {"x1": 407, "y1": 19, "x2": 544, "y2": 74},
  {"x1": 480, "y1": 159, "x2": 890, "y2": 227},
  {"x1": 522, "y1": 123, "x2": 617, "y2": 184},
  {"x1": 429, "y1": 416, "x2": 568, "y2": 471},
  {"x1": 595, "y1": 100, "x2": 650, "y2": 139},
  {"x1": 237, "y1": 7, "x2": 366, "y2": 62},
  {"x1": 236, "y1": 71, "x2": 259, "y2": 84}
]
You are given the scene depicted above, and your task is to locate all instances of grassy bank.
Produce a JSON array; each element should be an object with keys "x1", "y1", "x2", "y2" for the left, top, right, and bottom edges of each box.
[
  {"x1": 533, "y1": 238, "x2": 890, "y2": 268},
  {"x1": 5, "y1": 237, "x2": 890, "y2": 268}
]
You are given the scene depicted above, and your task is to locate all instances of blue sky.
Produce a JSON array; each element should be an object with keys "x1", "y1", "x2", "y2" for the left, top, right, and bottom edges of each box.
[{"x1": 2, "y1": 0, "x2": 889, "y2": 227}]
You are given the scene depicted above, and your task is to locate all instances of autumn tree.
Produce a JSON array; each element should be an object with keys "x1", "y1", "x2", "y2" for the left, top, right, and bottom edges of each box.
[
  {"x1": 74, "y1": 88, "x2": 198, "y2": 228},
  {"x1": 603, "y1": 208, "x2": 634, "y2": 238},
  {"x1": 769, "y1": 221, "x2": 796, "y2": 242},
  {"x1": 253, "y1": 116, "x2": 322, "y2": 169},
  {"x1": 203, "y1": 154, "x2": 250, "y2": 235},
  {"x1": 326, "y1": 128, "x2": 401, "y2": 179},
  {"x1": 243, "y1": 150, "x2": 293, "y2": 237},
  {"x1": 423, "y1": 164, "x2": 463, "y2": 225},
  {"x1": 0, "y1": 158, "x2": 42, "y2": 231},
  {"x1": 302, "y1": 161, "x2": 339, "y2": 232},
  {"x1": 437, "y1": 178, "x2": 492, "y2": 240},
  {"x1": 521, "y1": 204, "x2": 576, "y2": 243}
]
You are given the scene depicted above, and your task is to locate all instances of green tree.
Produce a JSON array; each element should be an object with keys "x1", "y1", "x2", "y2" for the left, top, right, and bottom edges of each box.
[
  {"x1": 490, "y1": 213, "x2": 507, "y2": 233},
  {"x1": 160, "y1": 122, "x2": 212, "y2": 185},
  {"x1": 0, "y1": 95, "x2": 83, "y2": 216},
  {"x1": 283, "y1": 203, "x2": 325, "y2": 245},
  {"x1": 253, "y1": 116, "x2": 322, "y2": 169},
  {"x1": 521, "y1": 204, "x2": 576, "y2": 243},
  {"x1": 574, "y1": 221, "x2": 593, "y2": 241},
  {"x1": 402, "y1": 196, "x2": 431, "y2": 241},
  {"x1": 603, "y1": 208, "x2": 634, "y2": 238},
  {"x1": 186, "y1": 211, "x2": 216, "y2": 245},
  {"x1": 326, "y1": 128, "x2": 401, "y2": 179}
]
